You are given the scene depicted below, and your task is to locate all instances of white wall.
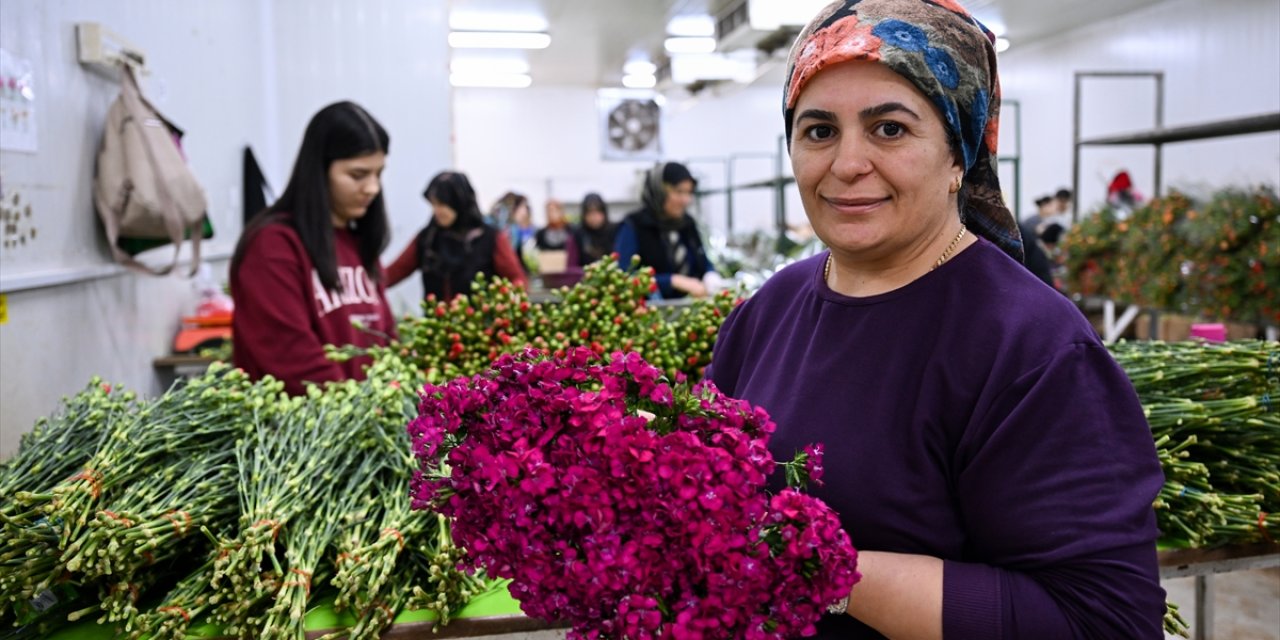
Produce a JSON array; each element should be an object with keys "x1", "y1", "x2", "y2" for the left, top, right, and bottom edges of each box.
[
  {"x1": 453, "y1": 87, "x2": 654, "y2": 221},
  {"x1": 996, "y1": 0, "x2": 1280, "y2": 216},
  {"x1": 0, "y1": 0, "x2": 268, "y2": 276},
  {"x1": 0, "y1": 0, "x2": 270, "y2": 458},
  {"x1": 664, "y1": 83, "x2": 805, "y2": 238},
  {"x1": 0, "y1": 0, "x2": 450, "y2": 457},
  {"x1": 454, "y1": 83, "x2": 805, "y2": 239},
  {"x1": 266, "y1": 0, "x2": 452, "y2": 313}
]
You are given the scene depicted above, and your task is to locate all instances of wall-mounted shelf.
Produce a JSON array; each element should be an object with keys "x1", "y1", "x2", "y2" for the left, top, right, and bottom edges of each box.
[
  {"x1": 727, "y1": 175, "x2": 792, "y2": 190},
  {"x1": 1079, "y1": 112, "x2": 1280, "y2": 146},
  {"x1": 687, "y1": 141, "x2": 794, "y2": 237}
]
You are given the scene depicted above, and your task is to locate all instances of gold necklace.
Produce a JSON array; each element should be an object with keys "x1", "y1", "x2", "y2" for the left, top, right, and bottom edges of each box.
[{"x1": 823, "y1": 225, "x2": 968, "y2": 284}]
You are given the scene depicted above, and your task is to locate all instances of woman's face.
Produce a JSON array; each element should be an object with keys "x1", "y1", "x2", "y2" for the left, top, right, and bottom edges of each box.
[
  {"x1": 663, "y1": 180, "x2": 695, "y2": 219},
  {"x1": 328, "y1": 152, "x2": 386, "y2": 227},
  {"x1": 546, "y1": 203, "x2": 566, "y2": 227},
  {"x1": 584, "y1": 208, "x2": 606, "y2": 229},
  {"x1": 430, "y1": 198, "x2": 458, "y2": 228},
  {"x1": 790, "y1": 61, "x2": 962, "y2": 263},
  {"x1": 512, "y1": 202, "x2": 531, "y2": 226}
]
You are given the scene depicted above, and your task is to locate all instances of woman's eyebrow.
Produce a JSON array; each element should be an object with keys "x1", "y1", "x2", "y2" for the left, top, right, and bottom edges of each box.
[
  {"x1": 860, "y1": 102, "x2": 921, "y2": 121},
  {"x1": 794, "y1": 108, "x2": 837, "y2": 123}
]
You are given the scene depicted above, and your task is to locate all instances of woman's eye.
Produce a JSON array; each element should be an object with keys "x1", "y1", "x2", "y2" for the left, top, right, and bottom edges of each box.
[
  {"x1": 877, "y1": 122, "x2": 905, "y2": 138},
  {"x1": 806, "y1": 125, "x2": 835, "y2": 141}
]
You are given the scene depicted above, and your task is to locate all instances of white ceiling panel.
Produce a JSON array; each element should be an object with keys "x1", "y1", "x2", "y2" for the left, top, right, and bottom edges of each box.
[{"x1": 446, "y1": 0, "x2": 1171, "y2": 89}]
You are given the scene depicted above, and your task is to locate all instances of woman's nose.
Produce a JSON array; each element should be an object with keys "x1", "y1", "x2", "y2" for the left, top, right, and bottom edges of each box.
[{"x1": 831, "y1": 136, "x2": 874, "y2": 182}]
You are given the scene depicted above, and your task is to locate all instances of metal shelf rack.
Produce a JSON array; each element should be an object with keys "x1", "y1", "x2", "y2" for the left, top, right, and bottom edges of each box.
[{"x1": 1071, "y1": 70, "x2": 1280, "y2": 220}]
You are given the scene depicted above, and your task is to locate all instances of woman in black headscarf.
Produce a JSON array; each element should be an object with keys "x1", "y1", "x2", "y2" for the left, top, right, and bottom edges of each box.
[
  {"x1": 385, "y1": 171, "x2": 527, "y2": 301},
  {"x1": 613, "y1": 162, "x2": 717, "y2": 299},
  {"x1": 573, "y1": 192, "x2": 616, "y2": 267}
]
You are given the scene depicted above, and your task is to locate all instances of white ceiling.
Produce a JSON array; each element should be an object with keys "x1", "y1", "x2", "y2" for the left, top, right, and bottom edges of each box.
[{"x1": 447, "y1": 0, "x2": 1170, "y2": 89}]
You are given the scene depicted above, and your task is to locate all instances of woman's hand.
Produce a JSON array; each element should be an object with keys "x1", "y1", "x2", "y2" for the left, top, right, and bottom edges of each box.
[
  {"x1": 670, "y1": 274, "x2": 709, "y2": 298},
  {"x1": 842, "y1": 550, "x2": 943, "y2": 640}
]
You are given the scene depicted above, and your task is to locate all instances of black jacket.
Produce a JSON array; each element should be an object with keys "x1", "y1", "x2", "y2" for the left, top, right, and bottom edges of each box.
[
  {"x1": 574, "y1": 223, "x2": 617, "y2": 267},
  {"x1": 1019, "y1": 220, "x2": 1054, "y2": 288},
  {"x1": 416, "y1": 223, "x2": 499, "y2": 301},
  {"x1": 618, "y1": 208, "x2": 711, "y2": 299}
]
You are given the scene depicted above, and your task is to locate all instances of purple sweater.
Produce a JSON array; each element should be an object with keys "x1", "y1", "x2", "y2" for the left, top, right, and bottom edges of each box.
[{"x1": 708, "y1": 238, "x2": 1165, "y2": 639}]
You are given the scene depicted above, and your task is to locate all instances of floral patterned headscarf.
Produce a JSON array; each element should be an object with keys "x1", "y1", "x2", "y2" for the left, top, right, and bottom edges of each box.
[{"x1": 783, "y1": 0, "x2": 1024, "y2": 263}]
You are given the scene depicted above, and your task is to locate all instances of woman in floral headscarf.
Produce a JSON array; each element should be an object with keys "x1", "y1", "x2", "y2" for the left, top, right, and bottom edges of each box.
[{"x1": 707, "y1": 1, "x2": 1166, "y2": 638}]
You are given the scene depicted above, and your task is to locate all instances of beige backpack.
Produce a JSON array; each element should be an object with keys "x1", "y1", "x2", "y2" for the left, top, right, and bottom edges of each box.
[{"x1": 93, "y1": 65, "x2": 209, "y2": 275}]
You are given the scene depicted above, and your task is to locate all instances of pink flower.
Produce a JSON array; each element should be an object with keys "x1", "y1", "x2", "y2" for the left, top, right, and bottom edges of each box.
[
  {"x1": 803, "y1": 443, "x2": 825, "y2": 487},
  {"x1": 407, "y1": 348, "x2": 859, "y2": 638}
]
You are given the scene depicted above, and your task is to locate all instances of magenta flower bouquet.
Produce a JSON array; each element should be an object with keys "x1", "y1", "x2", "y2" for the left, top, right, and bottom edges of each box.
[{"x1": 407, "y1": 348, "x2": 859, "y2": 639}]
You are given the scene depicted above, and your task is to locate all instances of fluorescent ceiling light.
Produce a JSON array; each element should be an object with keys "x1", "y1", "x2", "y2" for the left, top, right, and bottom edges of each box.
[
  {"x1": 666, "y1": 15, "x2": 715, "y2": 37},
  {"x1": 450, "y1": 72, "x2": 532, "y2": 88},
  {"x1": 994, "y1": 37, "x2": 1010, "y2": 53},
  {"x1": 624, "y1": 60, "x2": 657, "y2": 76},
  {"x1": 669, "y1": 52, "x2": 757, "y2": 84},
  {"x1": 448, "y1": 31, "x2": 551, "y2": 49},
  {"x1": 622, "y1": 74, "x2": 657, "y2": 89},
  {"x1": 450, "y1": 57, "x2": 530, "y2": 75},
  {"x1": 664, "y1": 37, "x2": 716, "y2": 54},
  {"x1": 449, "y1": 12, "x2": 547, "y2": 33},
  {"x1": 749, "y1": 0, "x2": 831, "y2": 31}
]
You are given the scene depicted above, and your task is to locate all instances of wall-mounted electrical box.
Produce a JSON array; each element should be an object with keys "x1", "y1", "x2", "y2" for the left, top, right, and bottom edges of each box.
[{"x1": 76, "y1": 22, "x2": 147, "y2": 76}]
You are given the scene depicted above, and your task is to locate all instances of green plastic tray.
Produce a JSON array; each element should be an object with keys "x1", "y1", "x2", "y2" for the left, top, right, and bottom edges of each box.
[{"x1": 44, "y1": 581, "x2": 528, "y2": 639}]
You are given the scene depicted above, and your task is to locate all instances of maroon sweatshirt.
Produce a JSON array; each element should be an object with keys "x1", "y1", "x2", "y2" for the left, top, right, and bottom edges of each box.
[{"x1": 232, "y1": 221, "x2": 397, "y2": 394}]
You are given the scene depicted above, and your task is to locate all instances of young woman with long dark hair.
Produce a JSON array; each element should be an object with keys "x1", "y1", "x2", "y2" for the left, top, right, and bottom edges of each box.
[{"x1": 230, "y1": 101, "x2": 397, "y2": 394}]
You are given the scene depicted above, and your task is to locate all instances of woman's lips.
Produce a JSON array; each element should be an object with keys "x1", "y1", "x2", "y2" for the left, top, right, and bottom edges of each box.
[{"x1": 823, "y1": 195, "x2": 890, "y2": 213}]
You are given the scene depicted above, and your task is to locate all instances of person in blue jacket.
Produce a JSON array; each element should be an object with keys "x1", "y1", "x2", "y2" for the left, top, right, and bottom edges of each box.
[{"x1": 614, "y1": 162, "x2": 719, "y2": 299}]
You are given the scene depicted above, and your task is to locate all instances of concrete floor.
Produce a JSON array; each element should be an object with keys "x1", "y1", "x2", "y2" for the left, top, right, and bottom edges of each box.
[{"x1": 1163, "y1": 568, "x2": 1280, "y2": 640}]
